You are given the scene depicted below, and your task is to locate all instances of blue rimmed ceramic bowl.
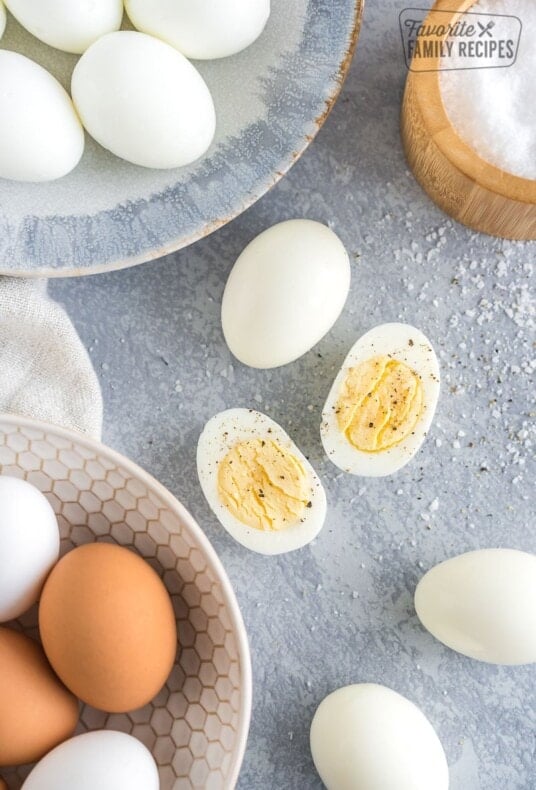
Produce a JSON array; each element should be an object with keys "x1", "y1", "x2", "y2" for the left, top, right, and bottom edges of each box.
[{"x1": 0, "y1": 0, "x2": 363, "y2": 276}]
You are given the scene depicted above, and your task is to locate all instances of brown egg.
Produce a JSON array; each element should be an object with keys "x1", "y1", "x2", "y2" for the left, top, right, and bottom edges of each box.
[
  {"x1": 39, "y1": 543, "x2": 178, "y2": 713},
  {"x1": 0, "y1": 777, "x2": 8, "y2": 790},
  {"x1": 0, "y1": 627, "x2": 79, "y2": 767}
]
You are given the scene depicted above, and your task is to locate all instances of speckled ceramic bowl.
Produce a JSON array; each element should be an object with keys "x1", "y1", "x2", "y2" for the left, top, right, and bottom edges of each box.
[
  {"x1": 0, "y1": 0, "x2": 363, "y2": 277},
  {"x1": 0, "y1": 414, "x2": 251, "y2": 790}
]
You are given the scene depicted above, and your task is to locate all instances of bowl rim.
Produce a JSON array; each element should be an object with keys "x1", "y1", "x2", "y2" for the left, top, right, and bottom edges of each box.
[
  {"x1": 411, "y1": 0, "x2": 536, "y2": 204},
  {"x1": 5, "y1": 0, "x2": 365, "y2": 278},
  {"x1": 0, "y1": 412, "x2": 252, "y2": 789}
]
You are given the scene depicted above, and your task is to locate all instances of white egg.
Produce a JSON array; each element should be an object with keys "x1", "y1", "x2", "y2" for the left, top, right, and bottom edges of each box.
[
  {"x1": 4, "y1": 0, "x2": 123, "y2": 54},
  {"x1": 310, "y1": 684, "x2": 449, "y2": 790},
  {"x1": 197, "y1": 409, "x2": 327, "y2": 555},
  {"x1": 321, "y1": 323, "x2": 440, "y2": 476},
  {"x1": 0, "y1": 51, "x2": 84, "y2": 182},
  {"x1": 222, "y1": 220, "x2": 351, "y2": 369},
  {"x1": 0, "y1": 477, "x2": 59, "y2": 622},
  {"x1": 22, "y1": 731, "x2": 159, "y2": 790},
  {"x1": 415, "y1": 548, "x2": 536, "y2": 665},
  {"x1": 71, "y1": 31, "x2": 216, "y2": 169},
  {"x1": 125, "y1": 0, "x2": 270, "y2": 60},
  {"x1": 0, "y1": 2, "x2": 6, "y2": 40}
]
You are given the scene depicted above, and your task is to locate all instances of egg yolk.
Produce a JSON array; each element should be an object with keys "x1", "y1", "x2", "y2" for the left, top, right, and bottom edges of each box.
[
  {"x1": 336, "y1": 356, "x2": 424, "y2": 452},
  {"x1": 217, "y1": 438, "x2": 310, "y2": 531}
]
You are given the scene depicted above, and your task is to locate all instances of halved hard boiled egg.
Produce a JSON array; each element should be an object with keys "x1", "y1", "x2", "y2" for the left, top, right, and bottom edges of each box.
[
  {"x1": 321, "y1": 324, "x2": 440, "y2": 476},
  {"x1": 197, "y1": 409, "x2": 327, "y2": 555}
]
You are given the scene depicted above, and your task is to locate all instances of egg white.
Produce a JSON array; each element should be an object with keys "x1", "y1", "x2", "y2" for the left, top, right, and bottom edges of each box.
[
  {"x1": 221, "y1": 219, "x2": 351, "y2": 370},
  {"x1": 197, "y1": 409, "x2": 327, "y2": 555},
  {"x1": 71, "y1": 32, "x2": 216, "y2": 170},
  {"x1": 125, "y1": 0, "x2": 270, "y2": 60},
  {"x1": 0, "y1": 51, "x2": 85, "y2": 182},
  {"x1": 321, "y1": 324, "x2": 440, "y2": 476},
  {"x1": 5, "y1": 0, "x2": 123, "y2": 55},
  {"x1": 310, "y1": 684, "x2": 449, "y2": 790}
]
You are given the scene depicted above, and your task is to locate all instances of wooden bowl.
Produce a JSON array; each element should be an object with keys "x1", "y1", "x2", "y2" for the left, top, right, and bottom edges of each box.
[
  {"x1": 0, "y1": 414, "x2": 251, "y2": 790},
  {"x1": 401, "y1": 0, "x2": 536, "y2": 240}
]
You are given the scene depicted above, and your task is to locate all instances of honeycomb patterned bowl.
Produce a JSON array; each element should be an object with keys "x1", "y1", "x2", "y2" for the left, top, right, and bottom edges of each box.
[{"x1": 0, "y1": 414, "x2": 252, "y2": 790}]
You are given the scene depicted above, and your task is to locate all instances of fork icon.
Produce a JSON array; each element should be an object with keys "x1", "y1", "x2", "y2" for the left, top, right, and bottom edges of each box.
[{"x1": 478, "y1": 20, "x2": 495, "y2": 37}]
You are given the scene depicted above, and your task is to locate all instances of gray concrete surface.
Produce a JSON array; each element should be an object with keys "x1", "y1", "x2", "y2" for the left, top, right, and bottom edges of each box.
[{"x1": 51, "y1": 1, "x2": 535, "y2": 787}]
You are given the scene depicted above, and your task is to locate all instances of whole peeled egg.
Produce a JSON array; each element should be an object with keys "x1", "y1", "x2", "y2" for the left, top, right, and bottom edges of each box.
[
  {"x1": 221, "y1": 220, "x2": 351, "y2": 369},
  {"x1": 0, "y1": 627, "x2": 79, "y2": 767},
  {"x1": 4, "y1": 0, "x2": 123, "y2": 54},
  {"x1": 321, "y1": 323, "x2": 440, "y2": 476},
  {"x1": 125, "y1": 0, "x2": 270, "y2": 60},
  {"x1": 415, "y1": 548, "x2": 536, "y2": 665},
  {"x1": 39, "y1": 542, "x2": 177, "y2": 712},
  {"x1": 310, "y1": 684, "x2": 449, "y2": 790},
  {"x1": 0, "y1": 2, "x2": 5, "y2": 41},
  {"x1": 71, "y1": 31, "x2": 216, "y2": 169},
  {"x1": 0, "y1": 52, "x2": 84, "y2": 182},
  {"x1": 22, "y1": 731, "x2": 159, "y2": 790},
  {"x1": 0, "y1": 476, "x2": 59, "y2": 622}
]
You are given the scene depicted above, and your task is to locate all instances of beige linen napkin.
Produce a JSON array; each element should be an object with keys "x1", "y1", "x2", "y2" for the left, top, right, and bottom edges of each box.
[{"x1": 0, "y1": 277, "x2": 102, "y2": 439}]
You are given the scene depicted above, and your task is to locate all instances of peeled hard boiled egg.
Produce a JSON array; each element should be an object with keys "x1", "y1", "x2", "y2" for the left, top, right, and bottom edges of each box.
[
  {"x1": 197, "y1": 409, "x2": 327, "y2": 555},
  {"x1": 4, "y1": 0, "x2": 123, "y2": 54},
  {"x1": 415, "y1": 548, "x2": 536, "y2": 665},
  {"x1": 39, "y1": 542, "x2": 177, "y2": 712},
  {"x1": 0, "y1": 52, "x2": 84, "y2": 182},
  {"x1": 310, "y1": 684, "x2": 449, "y2": 790},
  {"x1": 0, "y1": 2, "x2": 6, "y2": 40},
  {"x1": 125, "y1": 0, "x2": 270, "y2": 60},
  {"x1": 71, "y1": 31, "x2": 216, "y2": 169},
  {"x1": 222, "y1": 220, "x2": 351, "y2": 369},
  {"x1": 0, "y1": 476, "x2": 59, "y2": 622},
  {"x1": 0, "y1": 627, "x2": 79, "y2": 767},
  {"x1": 321, "y1": 323, "x2": 440, "y2": 476},
  {"x1": 22, "y1": 731, "x2": 159, "y2": 790}
]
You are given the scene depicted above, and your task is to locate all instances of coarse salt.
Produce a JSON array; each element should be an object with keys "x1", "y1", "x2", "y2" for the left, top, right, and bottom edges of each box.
[{"x1": 440, "y1": 0, "x2": 536, "y2": 179}]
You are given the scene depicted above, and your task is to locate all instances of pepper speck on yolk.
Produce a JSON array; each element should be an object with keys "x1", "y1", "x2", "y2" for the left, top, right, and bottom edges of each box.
[
  {"x1": 217, "y1": 438, "x2": 310, "y2": 531},
  {"x1": 336, "y1": 356, "x2": 424, "y2": 452}
]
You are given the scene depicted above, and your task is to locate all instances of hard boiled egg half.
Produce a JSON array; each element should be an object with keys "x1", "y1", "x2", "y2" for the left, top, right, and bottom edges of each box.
[
  {"x1": 321, "y1": 324, "x2": 440, "y2": 476},
  {"x1": 197, "y1": 409, "x2": 326, "y2": 555}
]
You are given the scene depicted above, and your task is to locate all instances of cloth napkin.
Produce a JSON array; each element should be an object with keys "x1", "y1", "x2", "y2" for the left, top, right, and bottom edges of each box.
[{"x1": 0, "y1": 277, "x2": 102, "y2": 439}]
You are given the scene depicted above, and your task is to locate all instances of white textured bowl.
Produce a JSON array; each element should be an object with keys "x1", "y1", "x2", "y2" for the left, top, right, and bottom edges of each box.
[{"x1": 0, "y1": 414, "x2": 251, "y2": 790}]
